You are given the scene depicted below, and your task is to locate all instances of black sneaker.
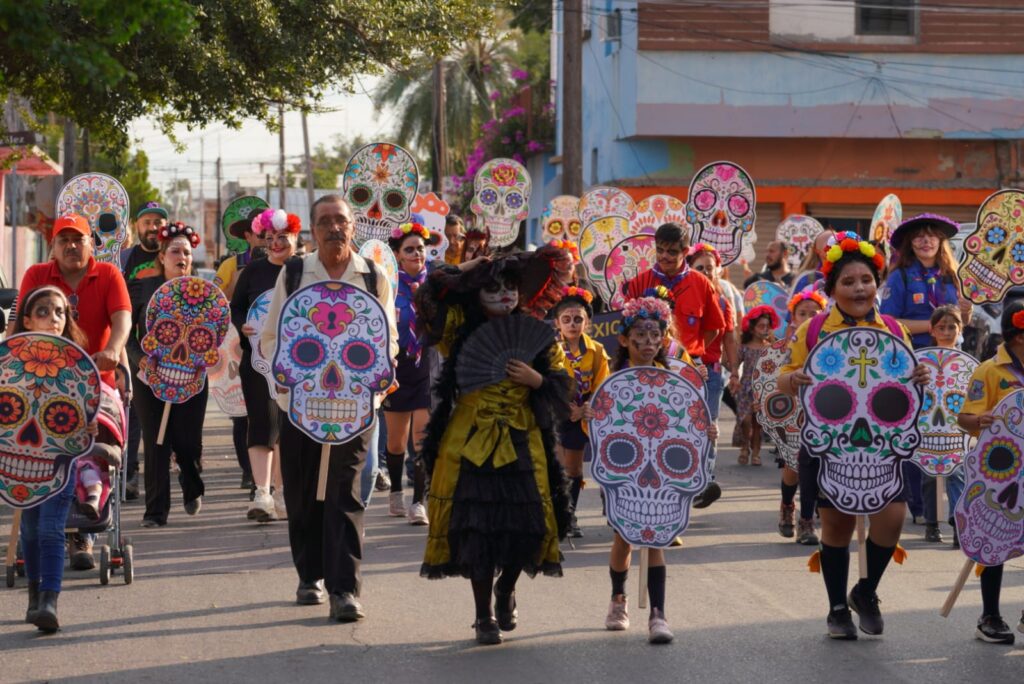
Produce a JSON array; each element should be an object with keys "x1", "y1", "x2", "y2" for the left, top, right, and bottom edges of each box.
[
  {"x1": 693, "y1": 481, "x2": 722, "y2": 509},
  {"x1": 924, "y1": 524, "x2": 943, "y2": 543},
  {"x1": 827, "y1": 607, "x2": 857, "y2": 640},
  {"x1": 848, "y1": 583, "x2": 884, "y2": 635},
  {"x1": 976, "y1": 615, "x2": 1015, "y2": 644}
]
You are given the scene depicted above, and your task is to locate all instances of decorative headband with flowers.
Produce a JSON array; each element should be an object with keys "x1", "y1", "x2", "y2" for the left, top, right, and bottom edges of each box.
[
  {"x1": 392, "y1": 221, "x2": 432, "y2": 242},
  {"x1": 787, "y1": 288, "x2": 828, "y2": 314},
  {"x1": 821, "y1": 230, "x2": 885, "y2": 276},
  {"x1": 548, "y1": 239, "x2": 580, "y2": 263},
  {"x1": 562, "y1": 285, "x2": 593, "y2": 304},
  {"x1": 742, "y1": 305, "x2": 780, "y2": 332},
  {"x1": 689, "y1": 242, "x2": 721, "y2": 265},
  {"x1": 253, "y1": 208, "x2": 301, "y2": 235},
  {"x1": 158, "y1": 221, "x2": 201, "y2": 248},
  {"x1": 622, "y1": 296, "x2": 672, "y2": 329}
]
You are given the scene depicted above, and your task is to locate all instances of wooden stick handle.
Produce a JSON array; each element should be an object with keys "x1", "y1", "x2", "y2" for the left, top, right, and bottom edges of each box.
[
  {"x1": 936, "y1": 475, "x2": 946, "y2": 525},
  {"x1": 316, "y1": 443, "x2": 331, "y2": 501},
  {"x1": 156, "y1": 402, "x2": 171, "y2": 445},
  {"x1": 638, "y1": 547, "x2": 649, "y2": 610},
  {"x1": 940, "y1": 557, "x2": 976, "y2": 618},
  {"x1": 6, "y1": 509, "x2": 22, "y2": 567},
  {"x1": 857, "y1": 515, "x2": 868, "y2": 579}
]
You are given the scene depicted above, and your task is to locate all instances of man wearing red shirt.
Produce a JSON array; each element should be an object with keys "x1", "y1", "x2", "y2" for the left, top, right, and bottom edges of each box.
[{"x1": 18, "y1": 213, "x2": 132, "y2": 570}]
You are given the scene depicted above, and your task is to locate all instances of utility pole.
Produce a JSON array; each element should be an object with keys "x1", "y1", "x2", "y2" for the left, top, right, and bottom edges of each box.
[
  {"x1": 562, "y1": 0, "x2": 583, "y2": 196},
  {"x1": 278, "y1": 105, "x2": 286, "y2": 209},
  {"x1": 432, "y1": 60, "x2": 448, "y2": 193},
  {"x1": 215, "y1": 156, "x2": 222, "y2": 260},
  {"x1": 301, "y1": 109, "x2": 315, "y2": 210},
  {"x1": 62, "y1": 119, "x2": 76, "y2": 183},
  {"x1": 199, "y1": 137, "x2": 205, "y2": 242},
  {"x1": 81, "y1": 129, "x2": 90, "y2": 172}
]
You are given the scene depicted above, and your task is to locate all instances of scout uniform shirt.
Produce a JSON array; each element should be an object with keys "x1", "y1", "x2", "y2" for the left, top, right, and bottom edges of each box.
[
  {"x1": 781, "y1": 305, "x2": 912, "y2": 377},
  {"x1": 961, "y1": 344, "x2": 1024, "y2": 436}
]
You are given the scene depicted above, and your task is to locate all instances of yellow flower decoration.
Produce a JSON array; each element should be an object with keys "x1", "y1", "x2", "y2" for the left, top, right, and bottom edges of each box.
[
  {"x1": 859, "y1": 242, "x2": 876, "y2": 258},
  {"x1": 826, "y1": 245, "x2": 844, "y2": 263}
]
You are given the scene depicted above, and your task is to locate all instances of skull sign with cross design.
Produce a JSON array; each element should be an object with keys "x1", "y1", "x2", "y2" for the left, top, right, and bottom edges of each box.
[
  {"x1": 912, "y1": 347, "x2": 977, "y2": 476},
  {"x1": 343, "y1": 142, "x2": 419, "y2": 246},
  {"x1": 577, "y1": 187, "x2": 635, "y2": 299},
  {"x1": 958, "y1": 189, "x2": 1024, "y2": 304},
  {"x1": 800, "y1": 328, "x2": 923, "y2": 515}
]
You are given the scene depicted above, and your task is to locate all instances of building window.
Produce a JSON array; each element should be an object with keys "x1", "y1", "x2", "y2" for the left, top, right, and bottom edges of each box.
[{"x1": 856, "y1": 0, "x2": 915, "y2": 36}]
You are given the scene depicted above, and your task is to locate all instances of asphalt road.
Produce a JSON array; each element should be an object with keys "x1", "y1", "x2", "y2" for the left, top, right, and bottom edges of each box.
[{"x1": 2, "y1": 410, "x2": 1023, "y2": 683}]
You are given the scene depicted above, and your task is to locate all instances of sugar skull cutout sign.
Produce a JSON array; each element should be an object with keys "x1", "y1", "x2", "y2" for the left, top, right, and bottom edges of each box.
[
  {"x1": 222, "y1": 195, "x2": 269, "y2": 255},
  {"x1": 686, "y1": 161, "x2": 756, "y2": 267},
  {"x1": 245, "y1": 290, "x2": 277, "y2": 398},
  {"x1": 776, "y1": 215, "x2": 825, "y2": 272},
  {"x1": 411, "y1": 193, "x2": 450, "y2": 262},
  {"x1": 541, "y1": 195, "x2": 581, "y2": 243},
  {"x1": 273, "y1": 281, "x2": 394, "y2": 444},
  {"x1": 208, "y1": 325, "x2": 247, "y2": 418},
  {"x1": 954, "y1": 389, "x2": 1024, "y2": 566},
  {"x1": 913, "y1": 347, "x2": 977, "y2": 476},
  {"x1": 800, "y1": 328, "x2": 923, "y2": 514},
  {"x1": 871, "y1": 194, "x2": 902, "y2": 244},
  {"x1": 55, "y1": 173, "x2": 130, "y2": 265},
  {"x1": 605, "y1": 235, "x2": 657, "y2": 311},
  {"x1": 589, "y1": 367, "x2": 711, "y2": 547},
  {"x1": 958, "y1": 189, "x2": 1024, "y2": 304},
  {"x1": 577, "y1": 187, "x2": 635, "y2": 298},
  {"x1": 751, "y1": 340, "x2": 801, "y2": 470},
  {"x1": 357, "y1": 238, "x2": 399, "y2": 294},
  {"x1": 0, "y1": 334, "x2": 100, "y2": 508},
  {"x1": 742, "y1": 282, "x2": 788, "y2": 333},
  {"x1": 141, "y1": 277, "x2": 231, "y2": 403},
  {"x1": 343, "y1": 142, "x2": 419, "y2": 245},
  {"x1": 471, "y1": 158, "x2": 531, "y2": 248},
  {"x1": 630, "y1": 194, "x2": 687, "y2": 236}
]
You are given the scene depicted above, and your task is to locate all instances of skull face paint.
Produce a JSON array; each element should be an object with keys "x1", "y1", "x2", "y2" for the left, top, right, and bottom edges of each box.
[
  {"x1": 800, "y1": 328, "x2": 923, "y2": 514},
  {"x1": 479, "y1": 278, "x2": 519, "y2": 317},
  {"x1": 273, "y1": 281, "x2": 393, "y2": 443},
  {"x1": 541, "y1": 195, "x2": 582, "y2": 243},
  {"x1": 958, "y1": 189, "x2": 1024, "y2": 304},
  {"x1": 913, "y1": 347, "x2": 977, "y2": 476},
  {"x1": 751, "y1": 339, "x2": 801, "y2": 470},
  {"x1": 471, "y1": 158, "x2": 531, "y2": 248},
  {"x1": 954, "y1": 389, "x2": 1024, "y2": 566},
  {"x1": 589, "y1": 367, "x2": 711, "y2": 547},
  {"x1": 0, "y1": 334, "x2": 101, "y2": 508},
  {"x1": 686, "y1": 161, "x2": 756, "y2": 267},
  {"x1": 775, "y1": 215, "x2": 825, "y2": 272},
  {"x1": 343, "y1": 142, "x2": 419, "y2": 245},
  {"x1": 55, "y1": 173, "x2": 130, "y2": 265},
  {"x1": 208, "y1": 325, "x2": 247, "y2": 418},
  {"x1": 141, "y1": 277, "x2": 231, "y2": 403}
]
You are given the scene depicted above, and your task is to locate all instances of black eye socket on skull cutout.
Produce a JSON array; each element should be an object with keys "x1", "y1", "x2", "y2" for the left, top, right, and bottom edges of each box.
[
  {"x1": 384, "y1": 191, "x2": 405, "y2": 210},
  {"x1": 986, "y1": 446, "x2": 1015, "y2": 473},
  {"x1": 601, "y1": 434, "x2": 641, "y2": 474},
  {"x1": 291, "y1": 336, "x2": 326, "y2": 368},
  {"x1": 812, "y1": 383, "x2": 854, "y2": 424},
  {"x1": 766, "y1": 393, "x2": 794, "y2": 419},
  {"x1": 657, "y1": 439, "x2": 696, "y2": 478},
  {"x1": 349, "y1": 186, "x2": 372, "y2": 207},
  {"x1": 871, "y1": 386, "x2": 911, "y2": 426}
]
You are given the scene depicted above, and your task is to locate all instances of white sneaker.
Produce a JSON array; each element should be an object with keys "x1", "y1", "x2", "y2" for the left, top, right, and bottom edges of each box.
[
  {"x1": 273, "y1": 489, "x2": 287, "y2": 520},
  {"x1": 388, "y1": 491, "x2": 405, "y2": 517},
  {"x1": 247, "y1": 487, "x2": 276, "y2": 523},
  {"x1": 605, "y1": 595, "x2": 629, "y2": 631},
  {"x1": 408, "y1": 502, "x2": 429, "y2": 526},
  {"x1": 648, "y1": 609, "x2": 674, "y2": 644}
]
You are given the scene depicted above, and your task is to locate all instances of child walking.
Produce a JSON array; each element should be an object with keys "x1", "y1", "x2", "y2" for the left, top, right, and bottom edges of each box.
[{"x1": 733, "y1": 305, "x2": 779, "y2": 466}]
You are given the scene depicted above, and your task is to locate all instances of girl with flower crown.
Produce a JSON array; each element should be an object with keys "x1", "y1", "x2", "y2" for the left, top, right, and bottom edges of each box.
[
  {"x1": 551, "y1": 285, "x2": 610, "y2": 538},
  {"x1": 733, "y1": 306, "x2": 779, "y2": 466},
  {"x1": 778, "y1": 232, "x2": 930, "y2": 640}
]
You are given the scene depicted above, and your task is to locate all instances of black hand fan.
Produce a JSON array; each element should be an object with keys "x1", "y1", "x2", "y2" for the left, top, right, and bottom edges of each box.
[{"x1": 456, "y1": 315, "x2": 556, "y2": 393}]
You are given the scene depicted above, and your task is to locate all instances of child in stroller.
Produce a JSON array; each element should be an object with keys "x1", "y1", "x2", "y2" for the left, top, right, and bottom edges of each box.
[{"x1": 75, "y1": 384, "x2": 125, "y2": 521}]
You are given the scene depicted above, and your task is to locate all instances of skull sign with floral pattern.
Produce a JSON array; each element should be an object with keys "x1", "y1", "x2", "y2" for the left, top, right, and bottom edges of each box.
[
  {"x1": 55, "y1": 173, "x2": 130, "y2": 265},
  {"x1": 208, "y1": 325, "x2": 247, "y2": 418},
  {"x1": 870, "y1": 194, "x2": 902, "y2": 244},
  {"x1": 800, "y1": 328, "x2": 923, "y2": 514},
  {"x1": 742, "y1": 281, "x2": 788, "y2": 333},
  {"x1": 245, "y1": 290, "x2": 277, "y2": 398},
  {"x1": 576, "y1": 187, "x2": 635, "y2": 298},
  {"x1": 589, "y1": 367, "x2": 711, "y2": 547},
  {"x1": 751, "y1": 340, "x2": 801, "y2": 470},
  {"x1": 686, "y1": 161, "x2": 756, "y2": 267},
  {"x1": 776, "y1": 215, "x2": 825, "y2": 272},
  {"x1": 605, "y1": 235, "x2": 657, "y2": 311},
  {"x1": 0, "y1": 334, "x2": 100, "y2": 508},
  {"x1": 471, "y1": 158, "x2": 531, "y2": 248},
  {"x1": 141, "y1": 277, "x2": 230, "y2": 403},
  {"x1": 273, "y1": 281, "x2": 394, "y2": 444},
  {"x1": 954, "y1": 389, "x2": 1024, "y2": 566},
  {"x1": 913, "y1": 347, "x2": 977, "y2": 476},
  {"x1": 541, "y1": 195, "x2": 582, "y2": 243},
  {"x1": 343, "y1": 142, "x2": 419, "y2": 245},
  {"x1": 958, "y1": 189, "x2": 1024, "y2": 304}
]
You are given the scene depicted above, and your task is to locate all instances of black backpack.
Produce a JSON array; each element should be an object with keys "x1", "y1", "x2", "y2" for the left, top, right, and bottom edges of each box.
[{"x1": 283, "y1": 255, "x2": 379, "y2": 298}]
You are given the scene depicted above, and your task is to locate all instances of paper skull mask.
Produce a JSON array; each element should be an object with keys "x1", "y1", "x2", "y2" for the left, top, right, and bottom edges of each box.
[
  {"x1": 751, "y1": 340, "x2": 801, "y2": 470},
  {"x1": 141, "y1": 276, "x2": 230, "y2": 403},
  {"x1": 273, "y1": 281, "x2": 393, "y2": 444},
  {"x1": 958, "y1": 189, "x2": 1024, "y2": 304},
  {"x1": 955, "y1": 389, "x2": 1024, "y2": 566},
  {"x1": 589, "y1": 367, "x2": 711, "y2": 547},
  {"x1": 471, "y1": 158, "x2": 531, "y2": 248},
  {"x1": 800, "y1": 328, "x2": 923, "y2": 514},
  {"x1": 686, "y1": 161, "x2": 756, "y2": 267},
  {"x1": 55, "y1": 173, "x2": 130, "y2": 265},
  {"x1": 913, "y1": 347, "x2": 976, "y2": 476},
  {"x1": 343, "y1": 142, "x2": 419, "y2": 245},
  {"x1": 0, "y1": 334, "x2": 100, "y2": 508}
]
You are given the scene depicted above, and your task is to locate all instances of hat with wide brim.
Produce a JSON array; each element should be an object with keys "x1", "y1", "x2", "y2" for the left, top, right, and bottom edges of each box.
[
  {"x1": 228, "y1": 215, "x2": 257, "y2": 239},
  {"x1": 890, "y1": 213, "x2": 958, "y2": 249}
]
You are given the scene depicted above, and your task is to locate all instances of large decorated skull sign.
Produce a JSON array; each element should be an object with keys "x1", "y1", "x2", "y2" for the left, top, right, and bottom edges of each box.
[
  {"x1": 954, "y1": 389, "x2": 1024, "y2": 566},
  {"x1": 589, "y1": 367, "x2": 711, "y2": 547},
  {"x1": 208, "y1": 325, "x2": 247, "y2": 418},
  {"x1": 245, "y1": 290, "x2": 277, "y2": 398},
  {"x1": 686, "y1": 161, "x2": 756, "y2": 267},
  {"x1": 800, "y1": 328, "x2": 923, "y2": 515},
  {"x1": 958, "y1": 189, "x2": 1024, "y2": 304},
  {"x1": 273, "y1": 281, "x2": 393, "y2": 444},
  {"x1": 751, "y1": 340, "x2": 801, "y2": 470},
  {"x1": 605, "y1": 235, "x2": 657, "y2": 310},
  {"x1": 222, "y1": 195, "x2": 269, "y2": 255},
  {"x1": 541, "y1": 195, "x2": 582, "y2": 243},
  {"x1": 742, "y1": 281, "x2": 788, "y2": 333},
  {"x1": 870, "y1": 194, "x2": 902, "y2": 244},
  {"x1": 343, "y1": 142, "x2": 419, "y2": 245},
  {"x1": 775, "y1": 215, "x2": 824, "y2": 272},
  {"x1": 577, "y1": 187, "x2": 635, "y2": 298},
  {"x1": 0, "y1": 334, "x2": 100, "y2": 508},
  {"x1": 141, "y1": 276, "x2": 231, "y2": 403},
  {"x1": 55, "y1": 173, "x2": 130, "y2": 265},
  {"x1": 913, "y1": 347, "x2": 977, "y2": 476},
  {"x1": 471, "y1": 158, "x2": 531, "y2": 248}
]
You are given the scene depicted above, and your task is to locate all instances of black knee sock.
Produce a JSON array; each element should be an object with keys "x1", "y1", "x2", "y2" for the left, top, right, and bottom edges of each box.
[
  {"x1": 495, "y1": 565, "x2": 522, "y2": 595},
  {"x1": 570, "y1": 476, "x2": 583, "y2": 510},
  {"x1": 798, "y1": 462, "x2": 819, "y2": 521},
  {"x1": 411, "y1": 457, "x2": 426, "y2": 504},
  {"x1": 858, "y1": 538, "x2": 895, "y2": 594},
  {"x1": 609, "y1": 567, "x2": 628, "y2": 597},
  {"x1": 781, "y1": 481, "x2": 798, "y2": 506},
  {"x1": 385, "y1": 451, "x2": 405, "y2": 493},
  {"x1": 647, "y1": 565, "x2": 666, "y2": 613},
  {"x1": 471, "y1": 576, "x2": 494, "y2": 620},
  {"x1": 980, "y1": 563, "x2": 1004, "y2": 617},
  {"x1": 819, "y1": 543, "x2": 850, "y2": 610}
]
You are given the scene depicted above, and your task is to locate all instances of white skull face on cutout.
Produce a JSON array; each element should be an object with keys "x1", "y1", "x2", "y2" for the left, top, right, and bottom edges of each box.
[
  {"x1": 471, "y1": 158, "x2": 531, "y2": 248},
  {"x1": 800, "y1": 329, "x2": 922, "y2": 514},
  {"x1": 208, "y1": 325, "x2": 247, "y2": 418},
  {"x1": 958, "y1": 189, "x2": 1024, "y2": 304},
  {"x1": 776, "y1": 215, "x2": 824, "y2": 272},
  {"x1": 541, "y1": 195, "x2": 581, "y2": 242},
  {"x1": 686, "y1": 161, "x2": 756, "y2": 267},
  {"x1": 273, "y1": 281, "x2": 393, "y2": 443},
  {"x1": 55, "y1": 173, "x2": 130, "y2": 265},
  {"x1": 751, "y1": 340, "x2": 801, "y2": 470},
  {"x1": 914, "y1": 348, "x2": 976, "y2": 476},
  {"x1": 343, "y1": 142, "x2": 419, "y2": 245},
  {"x1": 589, "y1": 368, "x2": 711, "y2": 547}
]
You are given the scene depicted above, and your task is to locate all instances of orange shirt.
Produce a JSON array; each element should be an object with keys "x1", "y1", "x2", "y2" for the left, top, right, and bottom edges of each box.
[{"x1": 623, "y1": 268, "x2": 726, "y2": 358}]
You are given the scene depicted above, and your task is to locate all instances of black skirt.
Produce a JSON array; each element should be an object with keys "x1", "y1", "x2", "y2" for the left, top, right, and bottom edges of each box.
[{"x1": 383, "y1": 352, "x2": 432, "y2": 412}]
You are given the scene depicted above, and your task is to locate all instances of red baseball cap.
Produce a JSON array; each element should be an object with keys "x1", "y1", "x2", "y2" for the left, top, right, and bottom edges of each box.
[{"x1": 52, "y1": 213, "x2": 91, "y2": 241}]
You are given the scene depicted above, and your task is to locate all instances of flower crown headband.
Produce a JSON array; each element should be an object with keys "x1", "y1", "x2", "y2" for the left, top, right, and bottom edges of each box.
[
  {"x1": 688, "y1": 242, "x2": 721, "y2": 265},
  {"x1": 548, "y1": 239, "x2": 580, "y2": 263},
  {"x1": 742, "y1": 305, "x2": 779, "y2": 332},
  {"x1": 561, "y1": 285, "x2": 593, "y2": 304},
  {"x1": 253, "y1": 208, "x2": 301, "y2": 235},
  {"x1": 787, "y1": 289, "x2": 828, "y2": 314},
  {"x1": 158, "y1": 221, "x2": 201, "y2": 248},
  {"x1": 392, "y1": 221, "x2": 432, "y2": 242},
  {"x1": 622, "y1": 295, "x2": 672, "y2": 329},
  {"x1": 821, "y1": 230, "x2": 885, "y2": 276}
]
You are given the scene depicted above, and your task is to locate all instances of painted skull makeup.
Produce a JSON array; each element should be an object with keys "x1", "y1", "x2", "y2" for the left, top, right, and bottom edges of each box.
[
  {"x1": 686, "y1": 161, "x2": 756, "y2": 267},
  {"x1": 479, "y1": 279, "x2": 519, "y2": 317},
  {"x1": 343, "y1": 142, "x2": 419, "y2": 245},
  {"x1": 56, "y1": 173, "x2": 130, "y2": 265}
]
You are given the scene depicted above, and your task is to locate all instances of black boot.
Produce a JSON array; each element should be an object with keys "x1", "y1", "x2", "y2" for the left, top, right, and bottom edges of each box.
[
  {"x1": 25, "y1": 580, "x2": 40, "y2": 624},
  {"x1": 33, "y1": 590, "x2": 59, "y2": 633}
]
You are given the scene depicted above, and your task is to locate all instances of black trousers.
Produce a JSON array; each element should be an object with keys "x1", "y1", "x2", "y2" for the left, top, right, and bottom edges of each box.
[
  {"x1": 134, "y1": 381, "x2": 208, "y2": 524},
  {"x1": 279, "y1": 415, "x2": 369, "y2": 596}
]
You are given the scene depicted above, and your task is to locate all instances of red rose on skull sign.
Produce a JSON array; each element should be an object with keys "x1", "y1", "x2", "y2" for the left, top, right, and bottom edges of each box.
[
  {"x1": 636, "y1": 369, "x2": 668, "y2": 387},
  {"x1": 591, "y1": 392, "x2": 614, "y2": 421},
  {"x1": 633, "y1": 404, "x2": 669, "y2": 439},
  {"x1": 687, "y1": 401, "x2": 709, "y2": 431}
]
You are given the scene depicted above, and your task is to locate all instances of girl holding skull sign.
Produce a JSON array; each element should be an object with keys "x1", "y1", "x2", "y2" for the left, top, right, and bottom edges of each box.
[{"x1": 778, "y1": 232, "x2": 931, "y2": 640}]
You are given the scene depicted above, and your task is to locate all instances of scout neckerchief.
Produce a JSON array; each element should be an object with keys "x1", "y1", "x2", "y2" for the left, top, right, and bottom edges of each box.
[
  {"x1": 835, "y1": 304, "x2": 876, "y2": 326},
  {"x1": 396, "y1": 268, "x2": 427, "y2": 363},
  {"x1": 563, "y1": 339, "x2": 587, "y2": 404},
  {"x1": 652, "y1": 262, "x2": 687, "y2": 291},
  {"x1": 921, "y1": 264, "x2": 942, "y2": 308}
]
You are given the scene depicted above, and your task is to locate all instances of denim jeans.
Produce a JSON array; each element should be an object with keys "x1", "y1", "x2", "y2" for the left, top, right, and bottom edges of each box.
[
  {"x1": 704, "y1": 368, "x2": 725, "y2": 478},
  {"x1": 20, "y1": 468, "x2": 75, "y2": 592},
  {"x1": 924, "y1": 469, "x2": 966, "y2": 524},
  {"x1": 359, "y1": 419, "x2": 380, "y2": 507}
]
